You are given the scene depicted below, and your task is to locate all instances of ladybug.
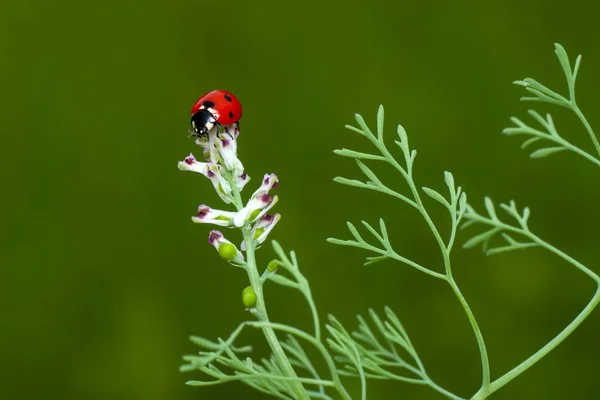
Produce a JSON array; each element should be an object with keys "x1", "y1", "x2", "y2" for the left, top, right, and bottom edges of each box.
[{"x1": 190, "y1": 90, "x2": 242, "y2": 136}]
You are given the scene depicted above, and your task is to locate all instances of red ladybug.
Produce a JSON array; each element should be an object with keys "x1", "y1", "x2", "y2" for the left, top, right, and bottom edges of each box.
[{"x1": 190, "y1": 90, "x2": 242, "y2": 136}]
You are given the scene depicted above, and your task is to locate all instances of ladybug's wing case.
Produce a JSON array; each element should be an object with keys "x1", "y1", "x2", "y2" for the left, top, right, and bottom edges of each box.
[
  {"x1": 190, "y1": 89, "x2": 242, "y2": 125},
  {"x1": 191, "y1": 90, "x2": 221, "y2": 115},
  {"x1": 214, "y1": 91, "x2": 242, "y2": 125}
]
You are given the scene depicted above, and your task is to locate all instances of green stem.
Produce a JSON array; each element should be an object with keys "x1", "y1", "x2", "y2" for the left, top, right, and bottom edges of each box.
[
  {"x1": 374, "y1": 138, "x2": 490, "y2": 394},
  {"x1": 305, "y1": 286, "x2": 321, "y2": 341},
  {"x1": 555, "y1": 135, "x2": 600, "y2": 168},
  {"x1": 250, "y1": 321, "x2": 353, "y2": 400},
  {"x1": 483, "y1": 232, "x2": 600, "y2": 396},
  {"x1": 380, "y1": 143, "x2": 491, "y2": 391},
  {"x1": 424, "y1": 376, "x2": 465, "y2": 400},
  {"x1": 447, "y1": 275, "x2": 490, "y2": 393},
  {"x1": 464, "y1": 213, "x2": 600, "y2": 398},
  {"x1": 245, "y1": 238, "x2": 309, "y2": 399},
  {"x1": 489, "y1": 285, "x2": 600, "y2": 396},
  {"x1": 573, "y1": 104, "x2": 600, "y2": 158},
  {"x1": 229, "y1": 179, "x2": 309, "y2": 400}
]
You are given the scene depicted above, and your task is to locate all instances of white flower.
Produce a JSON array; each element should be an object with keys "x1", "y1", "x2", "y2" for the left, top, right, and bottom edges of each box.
[
  {"x1": 178, "y1": 154, "x2": 232, "y2": 204},
  {"x1": 192, "y1": 205, "x2": 236, "y2": 226},
  {"x1": 177, "y1": 153, "x2": 207, "y2": 173},
  {"x1": 194, "y1": 135, "x2": 212, "y2": 161},
  {"x1": 232, "y1": 173, "x2": 279, "y2": 227},
  {"x1": 194, "y1": 127, "x2": 220, "y2": 163},
  {"x1": 208, "y1": 230, "x2": 244, "y2": 262},
  {"x1": 215, "y1": 131, "x2": 244, "y2": 175},
  {"x1": 253, "y1": 213, "x2": 281, "y2": 243},
  {"x1": 233, "y1": 192, "x2": 279, "y2": 227},
  {"x1": 254, "y1": 173, "x2": 279, "y2": 194},
  {"x1": 195, "y1": 127, "x2": 244, "y2": 174},
  {"x1": 241, "y1": 213, "x2": 282, "y2": 250},
  {"x1": 236, "y1": 172, "x2": 250, "y2": 192}
]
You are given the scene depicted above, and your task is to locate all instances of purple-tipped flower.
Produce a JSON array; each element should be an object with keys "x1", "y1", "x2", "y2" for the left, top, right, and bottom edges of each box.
[
  {"x1": 241, "y1": 213, "x2": 282, "y2": 250},
  {"x1": 234, "y1": 192, "x2": 279, "y2": 227},
  {"x1": 178, "y1": 153, "x2": 232, "y2": 203},
  {"x1": 195, "y1": 128, "x2": 243, "y2": 173},
  {"x1": 232, "y1": 173, "x2": 280, "y2": 227},
  {"x1": 214, "y1": 131, "x2": 244, "y2": 175},
  {"x1": 253, "y1": 213, "x2": 281, "y2": 244},
  {"x1": 208, "y1": 230, "x2": 244, "y2": 261},
  {"x1": 237, "y1": 173, "x2": 250, "y2": 192},
  {"x1": 178, "y1": 153, "x2": 207, "y2": 173},
  {"x1": 192, "y1": 205, "x2": 236, "y2": 227},
  {"x1": 255, "y1": 173, "x2": 279, "y2": 194}
]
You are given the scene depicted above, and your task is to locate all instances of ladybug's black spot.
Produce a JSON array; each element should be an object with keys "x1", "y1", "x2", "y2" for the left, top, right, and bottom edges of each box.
[
  {"x1": 224, "y1": 94, "x2": 232, "y2": 102},
  {"x1": 202, "y1": 100, "x2": 215, "y2": 109},
  {"x1": 229, "y1": 111, "x2": 234, "y2": 118}
]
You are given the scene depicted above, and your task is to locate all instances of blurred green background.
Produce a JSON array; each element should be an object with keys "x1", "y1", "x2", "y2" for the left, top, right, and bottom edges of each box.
[{"x1": 2, "y1": 0, "x2": 600, "y2": 399}]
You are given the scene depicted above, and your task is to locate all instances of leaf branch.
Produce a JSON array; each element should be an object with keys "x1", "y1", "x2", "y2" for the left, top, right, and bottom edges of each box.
[
  {"x1": 510, "y1": 43, "x2": 600, "y2": 161},
  {"x1": 331, "y1": 106, "x2": 490, "y2": 395}
]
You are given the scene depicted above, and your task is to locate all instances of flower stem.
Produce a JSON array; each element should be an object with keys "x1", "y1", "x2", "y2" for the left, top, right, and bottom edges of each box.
[
  {"x1": 229, "y1": 174, "x2": 309, "y2": 400},
  {"x1": 244, "y1": 236, "x2": 310, "y2": 399}
]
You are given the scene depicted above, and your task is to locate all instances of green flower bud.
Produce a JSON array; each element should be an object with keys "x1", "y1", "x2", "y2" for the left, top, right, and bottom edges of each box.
[
  {"x1": 218, "y1": 243, "x2": 237, "y2": 261},
  {"x1": 267, "y1": 260, "x2": 279, "y2": 272},
  {"x1": 242, "y1": 286, "x2": 257, "y2": 308}
]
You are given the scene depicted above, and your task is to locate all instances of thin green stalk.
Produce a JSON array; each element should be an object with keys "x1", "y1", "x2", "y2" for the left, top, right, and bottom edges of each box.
[
  {"x1": 572, "y1": 104, "x2": 600, "y2": 159},
  {"x1": 484, "y1": 231, "x2": 600, "y2": 396},
  {"x1": 447, "y1": 275, "x2": 490, "y2": 395},
  {"x1": 376, "y1": 141, "x2": 491, "y2": 391},
  {"x1": 251, "y1": 321, "x2": 353, "y2": 400},
  {"x1": 415, "y1": 192, "x2": 491, "y2": 393},
  {"x1": 411, "y1": 339, "x2": 465, "y2": 400},
  {"x1": 229, "y1": 181, "x2": 309, "y2": 400},
  {"x1": 245, "y1": 238, "x2": 309, "y2": 399},
  {"x1": 554, "y1": 134, "x2": 600, "y2": 168},
  {"x1": 489, "y1": 285, "x2": 600, "y2": 395},
  {"x1": 424, "y1": 376, "x2": 465, "y2": 400},
  {"x1": 306, "y1": 288, "x2": 321, "y2": 341},
  {"x1": 464, "y1": 212, "x2": 600, "y2": 397}
]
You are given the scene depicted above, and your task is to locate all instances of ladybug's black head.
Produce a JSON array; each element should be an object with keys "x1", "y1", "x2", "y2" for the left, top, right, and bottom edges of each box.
[{"x1": 191, "y1": 109, "x2": 217, "y2": 136}]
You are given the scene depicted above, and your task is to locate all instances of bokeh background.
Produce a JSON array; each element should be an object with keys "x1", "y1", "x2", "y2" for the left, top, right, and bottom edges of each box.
[{"x1": 2, "y1": 0, "x2": 600, "y2": 399}]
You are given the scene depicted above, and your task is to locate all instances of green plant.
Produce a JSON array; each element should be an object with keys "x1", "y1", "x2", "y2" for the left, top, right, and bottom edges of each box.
[{"x1": 178, "y1": 44, "x2": 598, "y2": 399}]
